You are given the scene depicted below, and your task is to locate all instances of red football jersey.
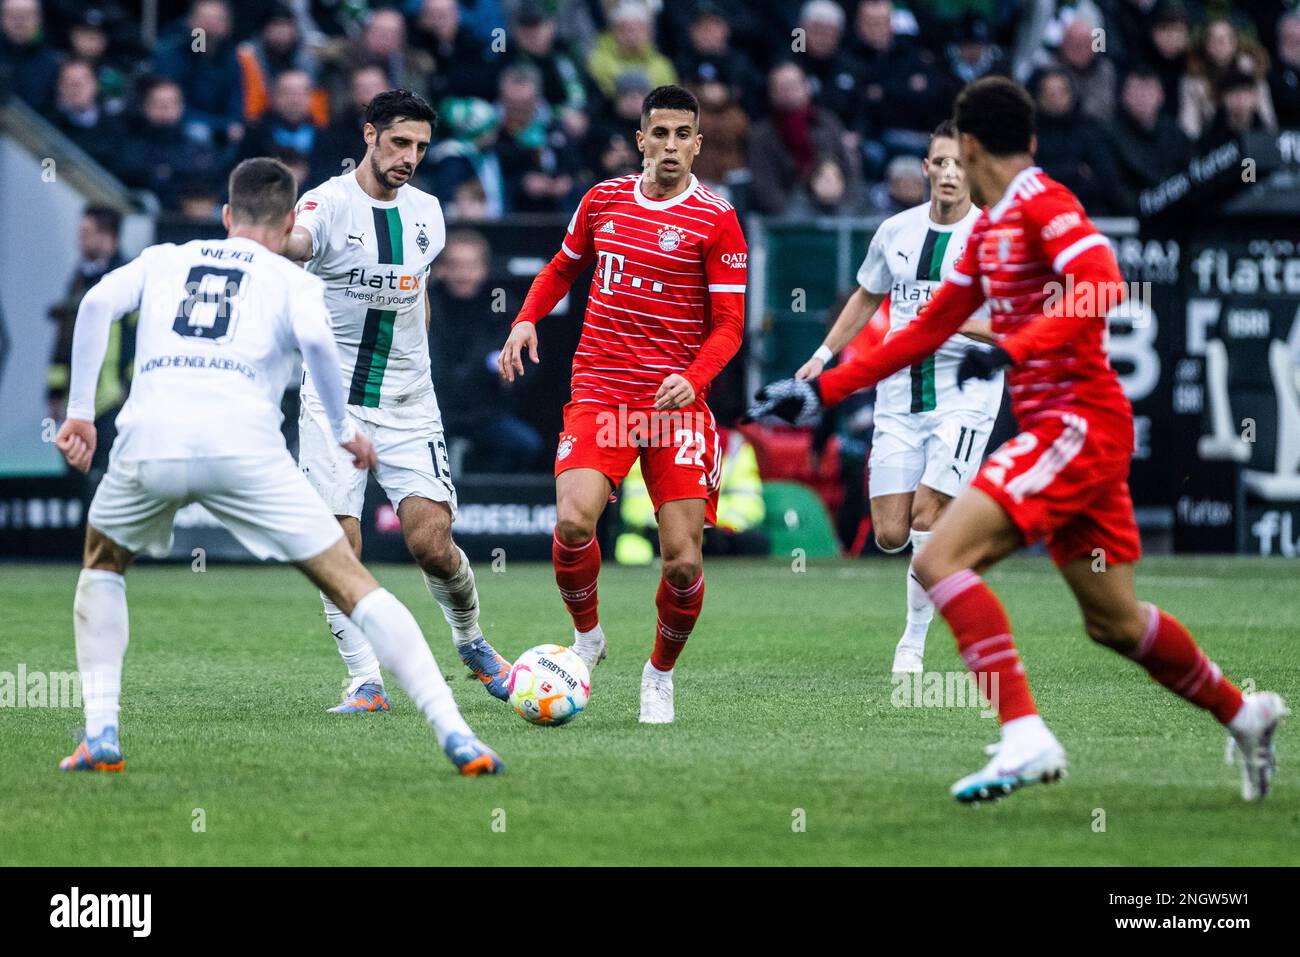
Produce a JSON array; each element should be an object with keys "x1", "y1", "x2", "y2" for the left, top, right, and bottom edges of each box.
[
  {"x1": 557, "y1": 173, "x2": 748, "y2": 407},
  {"x1": 951, "y1": 166, "x2": 1128, "y2": 427}
]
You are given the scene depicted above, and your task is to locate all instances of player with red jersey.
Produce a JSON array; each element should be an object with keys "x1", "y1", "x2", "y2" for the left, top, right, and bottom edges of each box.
[
  {"x1": 499, "y1": 85, "x2": 747, "y2": 724},
  {"x1": 751, "y1": 77, "x2": 1286, "y2": 802}
]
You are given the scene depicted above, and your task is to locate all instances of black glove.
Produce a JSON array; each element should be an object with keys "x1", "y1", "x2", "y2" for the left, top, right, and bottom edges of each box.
[
  {"x1": 744, "y1": 377, "x2": 824, "y2": 426},
  {"x1": 956, "y1": 345, "x2": 1012, "y2": 390}
]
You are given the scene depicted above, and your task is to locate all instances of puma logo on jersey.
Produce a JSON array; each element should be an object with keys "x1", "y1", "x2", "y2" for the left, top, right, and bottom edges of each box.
[
  {"x1": 896, "y1": 250, "x2": 911, "y2": 262},
  {"x1": 347, "y1": 233, "x2": 365, "y2": 244},
  {"x1": 598, "y1": 220, "x2": 616, "y2": 234}
]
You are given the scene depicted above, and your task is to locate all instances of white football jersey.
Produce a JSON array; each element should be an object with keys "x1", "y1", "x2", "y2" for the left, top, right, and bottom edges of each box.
[
  {"x1": 89, "y1": 237, "x2": 333, "y2": 461},
  {"x1": 295, "y1": 171, "x2": 446, "y2": 410},
  {"x1": 858, "y1": 202, "x2": 1001, "y2": 417}
]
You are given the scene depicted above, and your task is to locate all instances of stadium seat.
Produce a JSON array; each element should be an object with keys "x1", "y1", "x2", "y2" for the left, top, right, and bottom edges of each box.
[{"x1": 761, "y1": 481, "x2": 841, "y2": 558}]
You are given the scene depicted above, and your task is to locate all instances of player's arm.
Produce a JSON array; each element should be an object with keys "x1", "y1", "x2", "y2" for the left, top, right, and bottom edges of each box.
[
  {"x1": 500, "y1": 189, "x2": 598, "y2": 382},
  {"x1": 285, "y1": 190, "x2": 331, "y2": 263},
  {"x1": 290, "y1": 281, "x2": 376, "y2": 469},
  {"x1": 957, "y1": 316, "x2": 995, "y2": 344},
  {"x1": 658, "y1": 210, "x2": 748, "y2": 410},
  {"x1": 795, "y1": 287, "x2": 887, "y2": 380},
  {"x1": 57, "y1": 255, "x2": 148, "y2": 472},
  {"x1": 284, "y1": 225, "x2": 315, "y2": 262}
]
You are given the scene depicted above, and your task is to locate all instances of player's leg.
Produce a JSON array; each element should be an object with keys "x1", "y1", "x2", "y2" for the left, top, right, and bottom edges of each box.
[
  {"x1": 61, "y1": 458, "x2": 182, "y2": 772},
  {"x1": 1057, "y1": 520, "x2": 1287, "y2": 800},
  {"x1": 297, "y1": 539, "x2": 502, "y2": 775},
  {"x1": 397, "y1": 494, "x2": 510, "y2": 701},
  {"x1": 554, "y1": 467, "x2": 614, "y2": 670},
  {"x1": 296, "y1": 394, "x2": 381, "y2": 709},
  {"x1": 640, "y1": 497, "x2": 707, "y2": 724},
  {"x1": 867, "y1": 416, "x2": 926, "y2": 671},
  {"x1": 912, "y1": 487, "x2": 1066, "y2": 802},
  {"x1": 893, "y1": 486, "x2": 947, "y2": 672}
]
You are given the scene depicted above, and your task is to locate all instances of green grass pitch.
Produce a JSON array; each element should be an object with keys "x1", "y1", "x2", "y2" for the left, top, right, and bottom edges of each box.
[{"x1": 2, "y1": 556, "x2": 1297, "y2": 866}]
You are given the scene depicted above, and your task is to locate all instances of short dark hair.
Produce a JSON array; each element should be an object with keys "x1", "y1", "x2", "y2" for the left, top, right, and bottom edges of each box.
[
  {"x1": 82, "y1": 204, "x2": 121, "y2": 237},
  {"x1": 227, "y1": 157, "x2": 297, "y2": 225},
  {"x1": 953, "y1": 76, "x2": 1036, "y2": 157},
  {"x1": 928, "y1": 119, "x2": 958, "y2": 154},
  {"x1": 364, "y1": 88, "x2": 437, "y2": 135},
  {"x1": 640, "y1": 84, "x2": 699, "y2": 128}
]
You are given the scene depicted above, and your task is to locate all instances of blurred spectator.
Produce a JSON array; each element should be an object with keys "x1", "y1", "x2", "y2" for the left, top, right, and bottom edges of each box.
[
  {"x1": 1146, "y1": 1, "x2": 1191, "y2": 118},
  {"x1": 237, "y1": 69, "x2": 322, "y2": 165},
  {"x1": 1270, "y1": 11, "x2": 1300, "y2": 128},
  {"x1": 944, "y1": 15, "x2": 1007, "y2": 87},
  {"x1": 312, "y1": 63, "x2": 387, "y2": 183},
  {"x1": 1199, "y1": 67, "x2": 1274, "y2": 150},
  {"x1": 153, "y1": 0, "x2": 245, "y2": 147},
  {"x1": 67, "y1": 7, "x2": 130, "y2": 115},
  {"x1": 47, "y1": 205, "x2": 131, "y2": 471},
  {"x1": 412, "y1": 0, "x2": 494, "y2": 102},
  {"x1": 430, "y1": 229, "x2": 544, "y2": 472},
  {"x1": 1108, "y1": 66, "x2": 1192, "y2": 213},
  {"x1": 0, "y1": 0, "x2": 60, "y2": 113},
  {"x1": 587, "y1": 1, "x2": 678, "y2": 100},
  {"x1": 672, "y1": 2, "x2": 763, "y2": 117},
  {"x1": 498, "y1": 1, "x2": 592, "y2": 143},
  {"x1": 1180, "y1": 17, "x2": 1277, "y2": 140},
  {"x1": 1032, "y1": 67, "x2": 1122, "y2": 214},
  {"x1": 49, "y1": 58, "x2": 125, "y2": 173},
  {"x1": 494, "y1": 63, "x2": 577, "y2": 213},
  {"x1": 852, "y1": 0, "x2": 949, "y2": 167},
  {"x1": 748, "y1": 61, "x2": 858, "y2": 215},
  {"x1": 321, "y1": 6, "x2": 433, "y2": 107},
  {"x1": 116, "y1": 75, "x2": 223, "y2": 212},
  {"x1": 236, "y1": 3, "x2": 325, "y2": 126},
  {"x1": 269, "y1": 144, "x2": 311, "y2": 189},
  {"x1": 453, "y1": 0, "x2": 507, "y2": 44},
  {"x1": 793, "y1": 0, "x2": 865, "y2": 132},
  {"x1": 584, "y1": 70, "x2": 649, "y2": 182},
  {"x1": 867, "y1": 154, "x2": 925, "y2": 216},
  {"x1": 787, "y1": 155, "x2": 866, "y2": 217},
  {"x1": 1050, "y1": 16, "x2": 1117, "y2": 125},
  {"x1": 688, "y1": 69, "x2": 749, "y2": 188},
  {"x1": 428, "y1": 96, "x2": 506, "y2": 218},
  {"x1": 446, "y1": 177, "x2": 489, "y2": 221}
]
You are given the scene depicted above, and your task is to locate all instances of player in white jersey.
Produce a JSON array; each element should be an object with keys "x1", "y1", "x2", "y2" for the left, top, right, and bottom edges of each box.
[
  {"x1": 53, "y1": 158, "x2": 502, "y2": 776},
  {"x1": 772, "y1": 122, "x2": 1003, "y2": 673},
  {"x1": 282, "y1": 90, "x2": 512, "y2": 712}
]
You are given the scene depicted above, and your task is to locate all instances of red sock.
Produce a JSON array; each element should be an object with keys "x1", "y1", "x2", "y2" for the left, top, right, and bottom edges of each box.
[
  {"x1": 651, "y1": 574, "x2": 705, "y2": 671},
  {"x1": 928, "y1": 570, "x2": 1038, "y2": 724},
  {"x1": 553, "y1": 533, "x2": 601, "y2": 632},
  {"x1": 1126, "y1": 604, "x2": 1243, "y2": 724}
]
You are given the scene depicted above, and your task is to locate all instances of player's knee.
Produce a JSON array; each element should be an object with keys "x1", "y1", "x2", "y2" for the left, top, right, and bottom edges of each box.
[
  {"x1": 874, "y1": 526, "x2": 910, "y2": 553},
  {"x1": 661, "y1": 555, "x2": 702, "y2": 588},
  {"x1": 910, "y1": 546, "x2": 958, "y2": 591},
  {"x1": 408, "y1": 531, "x2": 456, "y2": 577},
  {"x1": 83, "y1": 528, "x2": 130, "y2": 574},
  {"x1": 1083, "y1": 613, "x2": 1143, "y2": 652},
  {"x1": 554, "y1": 515, "x2": 597, "y2": 545}
]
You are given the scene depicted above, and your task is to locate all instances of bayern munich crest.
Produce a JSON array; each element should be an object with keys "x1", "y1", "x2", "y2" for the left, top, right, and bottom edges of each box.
[
  {"x1": 657, "y1": 227, "x2": 682, "y2": 252},
  {"x1": 557, "y1": 436, "x2": 574, "y2": 461}
]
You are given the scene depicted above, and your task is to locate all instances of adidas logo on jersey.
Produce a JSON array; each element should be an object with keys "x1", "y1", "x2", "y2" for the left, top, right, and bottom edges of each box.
[{"x1": 598, "y1": 220, "x2": 616, "y2": 234}]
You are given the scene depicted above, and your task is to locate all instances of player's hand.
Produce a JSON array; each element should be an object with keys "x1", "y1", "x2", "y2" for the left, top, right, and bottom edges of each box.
[
  {"x1": 654, "y1": 373, "x2": 695, "y2": 410},
  {"x1": 499, "y1": 321, "x2": 539, "y2": 383},
  {"x1": 55, "y1": 419, "x2": 97, "y2": 474},
  {"x1": 956, "y1": 345, "x2": 1013, "y2": 390},
  {"x1": 340, "y1": 432, "x2": 377, "y2": 470},
  {"x1": 743, "y1": 377, "x2": 824, "y2": 426},
  {"x1": 795, "y1": 356, "x2": 825, "y2": 380}
]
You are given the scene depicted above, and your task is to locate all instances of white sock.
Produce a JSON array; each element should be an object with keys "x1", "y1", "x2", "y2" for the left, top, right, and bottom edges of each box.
[
  {"x1": 349, "y1": 588, "x2": 472, "y2": 748},
  {"x1": 643, "y1": 659, "x2": 672, "y2": 679},
  {"x1": 322, "y1": 593, "x2": 382, "y2": 692},
  {"x1": 901, "y1": 528, "x2": 934, "y2": 652},
  {"x1": 74, "y1": 569, "x2": 129, "y2": 738},
  {"x1": 574, "y1": 623, "x2": 605, "y2": 646},
  {"x1": 424, "y1": 547, "x2": 483, "y2": 648},
  {"x1": 1000, "y1": 713, "x2": 1052, "y2": 749}
]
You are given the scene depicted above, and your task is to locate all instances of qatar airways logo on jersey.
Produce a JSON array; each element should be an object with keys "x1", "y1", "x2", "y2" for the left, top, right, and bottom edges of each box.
[
  {"x1": 596, "y1": 251, "x2": 664, "y2": 295},
  {"x1": 346, "y1": 267, "x2": 423, "y2": 292},
  {"x1": 720, "y1": 252, "x2": 747, "y2": 269}
]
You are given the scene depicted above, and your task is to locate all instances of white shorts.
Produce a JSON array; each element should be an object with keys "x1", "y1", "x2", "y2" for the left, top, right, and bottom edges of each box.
[
  {"x1": 868, "y1": 409, "x2": 996, "y2": 500},
  {"x1": 298, "y1": 387, "x2": 457, "y2": 520},
  {"x1": 88, "y1": 452, "x2": 344, "y2": 561}
]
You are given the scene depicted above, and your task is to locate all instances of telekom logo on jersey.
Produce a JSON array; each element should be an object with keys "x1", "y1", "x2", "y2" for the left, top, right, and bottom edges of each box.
[{"x1": 596, "y1": 251, "x2": 664, "y2": 296}]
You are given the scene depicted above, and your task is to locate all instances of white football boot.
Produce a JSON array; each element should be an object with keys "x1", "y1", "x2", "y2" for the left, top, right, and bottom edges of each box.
[
  {"x1": 951, "y1": 717, "x2": 1067, "y2": 803},
  {"x1": 572, "y1": 625, "x2": 607, "y2": 673},
  {"x1": 1225, "y1": 691, "x2": 1289, "y2": 801},
  {"x1": 891, "y1": 638, "x2": 925, "y2": 674},
  {"x1": 638, "y1": 660, "x2": 674, "y2": 724}
]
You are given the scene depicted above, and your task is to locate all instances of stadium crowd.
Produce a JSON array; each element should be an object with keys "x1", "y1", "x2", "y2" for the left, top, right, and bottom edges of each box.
[{"x1": 2, "y1": 0, "x2": 1298, "y2": 221}]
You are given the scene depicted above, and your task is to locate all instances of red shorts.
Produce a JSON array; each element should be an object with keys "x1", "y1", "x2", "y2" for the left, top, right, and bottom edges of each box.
[
  {"x1": 971, "y1": 410, "x2": 1142, "y2": 567},
  {"x1": 555, "y1": 400, "x2": 721, "y2": 524}
]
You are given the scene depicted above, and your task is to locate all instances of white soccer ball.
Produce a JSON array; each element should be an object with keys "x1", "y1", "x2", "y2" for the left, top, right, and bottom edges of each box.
[{"x1": 507, "y1": 644, "x2": 591, "y2": 726}]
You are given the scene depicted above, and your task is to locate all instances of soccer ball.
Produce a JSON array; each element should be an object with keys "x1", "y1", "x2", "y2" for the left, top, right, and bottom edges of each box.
[{"x1": 507, "y1": 644, "x2": 591, "y2": 726}]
